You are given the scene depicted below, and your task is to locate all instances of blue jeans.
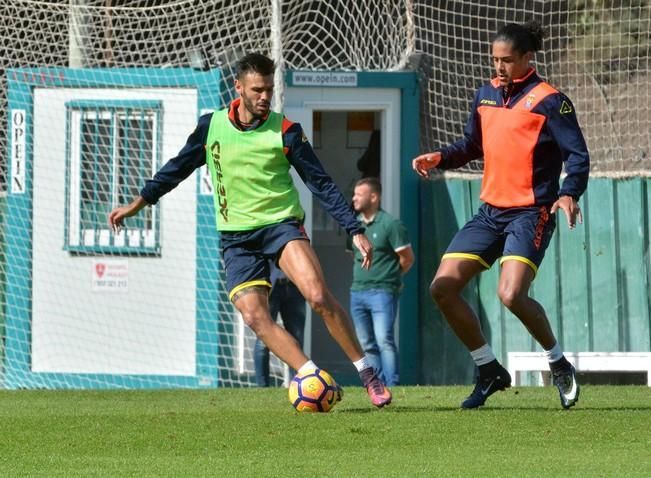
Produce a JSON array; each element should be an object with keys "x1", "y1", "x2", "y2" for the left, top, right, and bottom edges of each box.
[
  {"x1": 254, "y1": 279, "x2": 306, "y2": 387},
  {"x1": 350, "y1": 289, "x2": 400, "y2": 386}
]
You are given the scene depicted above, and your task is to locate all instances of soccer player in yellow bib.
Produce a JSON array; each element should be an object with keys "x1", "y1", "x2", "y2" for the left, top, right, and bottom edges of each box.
[{"x1": 108, "y1": 53, "x2": 391, "y2": 407}]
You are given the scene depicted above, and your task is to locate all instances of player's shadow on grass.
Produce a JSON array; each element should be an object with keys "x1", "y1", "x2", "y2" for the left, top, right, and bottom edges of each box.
[
  {"x1": 485, "y1": 405, "x2": 651, "y2": 411},
  {"x1": 337, "y1": 401, "x2": 651, "y2": 413},
  {"x1": 447, "y1": 400, "x2": 651, "y2": 412},
  {"x1": 337, "y1": 405, "x2": 467, "y2": 414}
]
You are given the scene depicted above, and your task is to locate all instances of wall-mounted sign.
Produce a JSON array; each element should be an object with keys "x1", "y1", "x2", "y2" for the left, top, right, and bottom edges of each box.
[{"x1": 11, "y1": 109, "x2": 26, "y2": 194}]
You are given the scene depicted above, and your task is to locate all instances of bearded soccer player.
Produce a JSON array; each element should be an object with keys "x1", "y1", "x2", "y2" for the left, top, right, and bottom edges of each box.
[
  {"x1": 108, "y1": 53, "x2": 391, "y2": 407},
  {"x1": 413, "y1": 21, "x2": 589, "y2": 409}
]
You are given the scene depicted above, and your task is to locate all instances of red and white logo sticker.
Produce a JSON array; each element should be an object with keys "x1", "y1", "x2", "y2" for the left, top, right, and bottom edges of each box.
[{"x1": 92, "y1": 259, "x2": 128, "y2": 293}]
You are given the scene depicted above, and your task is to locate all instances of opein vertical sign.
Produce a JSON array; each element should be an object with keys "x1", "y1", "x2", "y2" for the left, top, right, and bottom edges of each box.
[{"x1": 11, "y1": 109, "x2": 26, "y2": 194}]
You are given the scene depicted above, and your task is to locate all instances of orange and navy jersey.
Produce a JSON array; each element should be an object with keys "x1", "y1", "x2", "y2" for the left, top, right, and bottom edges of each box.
[{"x1": 438, "y1": 69, "x2": 590, "y2": 207}]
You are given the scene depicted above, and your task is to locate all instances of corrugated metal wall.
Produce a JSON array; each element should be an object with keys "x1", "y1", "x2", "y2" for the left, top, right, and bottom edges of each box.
[{"x1": 419, "y1": 177, "x2": 651, "y2": 385}]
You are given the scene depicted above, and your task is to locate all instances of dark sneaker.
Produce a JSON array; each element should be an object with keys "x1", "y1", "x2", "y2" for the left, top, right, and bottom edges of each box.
[
  {"x1": 552, "y1": 363, "x2": 580, "y2": 409},
  {"x1": 461, "y1": 364, "x2": 511, "y2": 409},
  {"x1": 360, "y1": 367, "x2": 392, "y2": 408}
]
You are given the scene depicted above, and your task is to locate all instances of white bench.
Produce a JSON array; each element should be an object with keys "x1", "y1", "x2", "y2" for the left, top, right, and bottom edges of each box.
[{"x1": 507, "y1": 351, "x2": 651, "y2": 386}]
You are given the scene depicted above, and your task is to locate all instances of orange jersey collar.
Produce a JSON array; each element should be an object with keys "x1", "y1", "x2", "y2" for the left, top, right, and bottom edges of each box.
[{"x1": 227, "y1": 98, "x2": 270, "y2": 130}]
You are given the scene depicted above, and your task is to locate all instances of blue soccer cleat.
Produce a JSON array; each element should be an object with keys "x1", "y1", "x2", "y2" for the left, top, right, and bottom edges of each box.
[{"x1": 461, "y1": 364, "x2": 511, "y2": 409}]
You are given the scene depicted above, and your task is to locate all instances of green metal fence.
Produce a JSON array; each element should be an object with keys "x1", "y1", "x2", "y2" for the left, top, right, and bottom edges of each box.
[
  {"x1": 419, "y1": 177, "x2": 651, "y2": 385},
  {"x1": 2, "y1": 178, "x2": 649, "y2": 386}
]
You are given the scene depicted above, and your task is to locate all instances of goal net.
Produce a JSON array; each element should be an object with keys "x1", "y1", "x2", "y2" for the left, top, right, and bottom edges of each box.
[
  {"x1": 414, "y1": 0, "x2": 651, "y2": 177},
  {"x1": 0, "y1": 0, "x2": 649, "y2": 389}
]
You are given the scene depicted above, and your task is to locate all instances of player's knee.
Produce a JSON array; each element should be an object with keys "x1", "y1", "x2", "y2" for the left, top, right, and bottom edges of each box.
[
  {"x1": 303, "y1": 288, "x2": 330, "y2": 314},
  {"x1": 306, "y1": 293, "x2": 329, "y2": 315},
  {"x1": 241, "y1": 310, "x2": 271, "y2": 334},
  {"x1": 497, "y1": 284, "x2": 524, "y2": 309},
  {"x1": 240, "y1": 311, "x2": 258, "y2": 329},
  {"x1": 429, "y1": 276, "x2": 457, "y2": 305}
]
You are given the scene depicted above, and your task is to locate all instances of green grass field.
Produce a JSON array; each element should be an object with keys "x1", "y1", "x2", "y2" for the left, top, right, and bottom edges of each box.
[{"x1": 1, "y1": 386, "x2": 650, "y2": 477}]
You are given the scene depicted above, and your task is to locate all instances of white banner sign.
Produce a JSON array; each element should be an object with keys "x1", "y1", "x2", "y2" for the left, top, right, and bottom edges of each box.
[
  {"x1": 292, "y1": 71, "x2": 358, "y2": 87},
  {"x1": 11, "y1": 109, "x2": 26, "y2": 194},
  {"x1": 92, "y1": 259, "x2": 129, "y2": 293}
]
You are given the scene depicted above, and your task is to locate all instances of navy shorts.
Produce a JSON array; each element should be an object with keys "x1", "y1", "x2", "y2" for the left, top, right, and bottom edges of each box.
[
  {"x1": 220, "y1": 219, "x2": 309, "y2": 300},
  {"x1": 443, "y1": 203, "x2": 556, "y2": 275}
]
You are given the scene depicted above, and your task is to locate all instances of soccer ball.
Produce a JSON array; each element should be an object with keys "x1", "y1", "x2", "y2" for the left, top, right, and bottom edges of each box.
[{"x1": 288, "y1": 368, "x2": 341, "y2": 412}]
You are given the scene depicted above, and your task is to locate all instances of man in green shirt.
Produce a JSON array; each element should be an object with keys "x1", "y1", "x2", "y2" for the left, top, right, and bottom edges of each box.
[{"x1": 350, "y1": 177, "x2": 414, "y2": 385}]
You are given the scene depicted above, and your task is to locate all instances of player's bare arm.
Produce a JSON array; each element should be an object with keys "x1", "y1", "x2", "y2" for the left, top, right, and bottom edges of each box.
[
  {"x1": 108, "y1": 196, "x2": 149, "y2": 232},
  {"x1": 550, "y1": 195, "x2": 582, "y2": 229},
  {"x1": 412, "y1": 151, "x2": 441, "y2": 177}
]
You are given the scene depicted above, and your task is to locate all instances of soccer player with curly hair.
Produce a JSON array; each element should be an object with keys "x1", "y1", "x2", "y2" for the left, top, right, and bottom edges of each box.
[{"x1": 414, "y1": 21, "x2": 589, "y2": 409}]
